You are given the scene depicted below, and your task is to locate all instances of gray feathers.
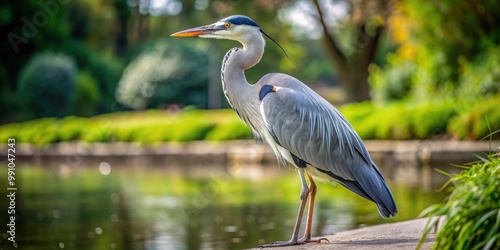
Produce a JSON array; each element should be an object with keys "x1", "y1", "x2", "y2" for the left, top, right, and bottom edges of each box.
[{"x1": 258, "y1": 73, "x2": 397, "y2": 217}]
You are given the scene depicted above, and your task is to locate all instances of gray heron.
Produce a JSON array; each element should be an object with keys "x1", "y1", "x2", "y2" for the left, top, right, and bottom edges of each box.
[{"x1": 172, "y1": 15, "x2": 397, "y2": 247}]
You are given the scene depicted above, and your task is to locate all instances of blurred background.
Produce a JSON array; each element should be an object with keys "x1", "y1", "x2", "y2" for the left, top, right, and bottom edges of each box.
[{"x1": 0, "y1": 0, "x2": 499, "y2": 249}]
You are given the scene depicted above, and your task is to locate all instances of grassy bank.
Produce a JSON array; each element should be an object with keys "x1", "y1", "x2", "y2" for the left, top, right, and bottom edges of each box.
[
  {"x1": 1, "y1": 97, "x2": 499, "y2": 144},
  {"x1": 419, "y1": 155, "x2": 500, "y2": 250},
  {"x1": 0, "y1": 109, "x2": 252, "y2": 144}
]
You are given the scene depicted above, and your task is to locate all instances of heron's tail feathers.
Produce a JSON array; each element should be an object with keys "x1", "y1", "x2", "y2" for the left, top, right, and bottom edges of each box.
[
  {"x1": 374, "y1": 184, "x2": 398, "y2": 218},
  {"x1": 314, "y1": 161, "x2": 398, "y2": 217},
  {"x1": 344, "y1": 163, "x2": 398, "y2": 218},
  {"x1": 358, "y1": 165, "x2": 397, "y2": 218}
]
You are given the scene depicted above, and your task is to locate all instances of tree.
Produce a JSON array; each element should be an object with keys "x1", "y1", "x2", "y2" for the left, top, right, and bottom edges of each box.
[
  {"x1": 369, "y1": 0, "x2": 500, "y2": 103},
  {"x1": 17, "y1": 53, "x2": 77, "y2": 119},
  {"x1": 115, "y1": 40, "x2": 210, "y2": 110},
  {"x1": 310, "y1": 0, "x2": 394, "y2": 102},
  {"x1": 1, "y1": 0, "x2": 70, "y2": 122}
]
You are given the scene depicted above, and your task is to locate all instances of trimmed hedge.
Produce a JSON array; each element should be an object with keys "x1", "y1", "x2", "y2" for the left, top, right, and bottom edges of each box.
[
  {"x1": 0, "y1": 109, "x2": 252, "y2": 145},
  {"x1": 339, "y1": 97, "x2": 499, "y2": 140},
  {"x1": 0, "y1": 97, "x2": 498, "y2": 144}
]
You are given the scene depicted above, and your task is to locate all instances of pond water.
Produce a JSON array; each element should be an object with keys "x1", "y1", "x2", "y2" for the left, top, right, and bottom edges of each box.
[{"x1": 0, "y1": 164, "x2": 448, "y2": 250}]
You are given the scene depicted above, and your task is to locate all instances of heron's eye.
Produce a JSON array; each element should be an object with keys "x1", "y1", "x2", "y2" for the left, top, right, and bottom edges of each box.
[{"x1": 224, "y1": 22, "x2": 231, "y2": 28}]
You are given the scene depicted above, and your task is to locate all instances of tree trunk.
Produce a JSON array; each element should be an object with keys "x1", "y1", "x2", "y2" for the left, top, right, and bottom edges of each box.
[
  {"x1": 340, "y1": 66, "x2": 371, "y2": 102},
  {"x1": 114, "y1": 0, "x2": 129, "y2": 57},
  {"x1": 312, "y1": 0, "x2": 383, "y2": 102}
]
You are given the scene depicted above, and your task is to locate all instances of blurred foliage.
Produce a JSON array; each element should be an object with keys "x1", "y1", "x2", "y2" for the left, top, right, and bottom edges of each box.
[
  {"x1": 447, "y1": 97, "x2": 500, "y2": 140},
  {"x1": 1, "y1": 0, "x2": 306, "y2": 123},
  {"x1": 1, "y1": 98, "x2": 499, "y2": 144},
  {"x1": 339, "y1": 97, "x2": 499, "y2": 140},
  {"x1": 1, "y1": 0, "x2": 70, "y2": 121},
  {"x1": 205, "y1": 120, "x2": 253, "y2": 141},
  {"x1": 17, "y1": 52, "x2": 77, "y2": 119},
  {"x1": 9, "y1": 118, "x2": 60, "y2": 145},
  {"x1": 370, "y1": 0, "x2": 500, "y2": 102},
  {"x1": 0, "y1": 109, "x2": 252, "y2": 145},
  {"x1": 116, "y1": 39, "x2": 210, "y2": 109},
  {"x1": 369, "y1": 59, "x2": 414, "y2": 101},
  {"x1": 337, "y1": 101, "x2": 379, "y2": 139},
  {"x1": 63, "y1": 41, "x2": 123, "y2": 114},
  {"x1": 58, "y1": 116, "x2": 91, "y2": 141},
  {"x1": 307, "y1": 0, "x2": 393, "y2": 102},
  {"x1": 456, "y1": 46, "x2": 500, "y2": 99},
  {"x1": 72, "y1": 70, "x2": 101, "y2": 116},
  {"x1": 419, "y1": 155, "x2": 500, "y2": 250}
]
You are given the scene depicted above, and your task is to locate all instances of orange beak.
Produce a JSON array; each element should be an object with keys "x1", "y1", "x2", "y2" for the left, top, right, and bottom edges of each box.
[{"x1": 171, "y1": 26, "x2": 218, "y2": 37}]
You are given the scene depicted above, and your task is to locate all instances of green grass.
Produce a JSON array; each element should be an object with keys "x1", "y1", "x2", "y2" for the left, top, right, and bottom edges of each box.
[
  {"x1": 0, "y1": 109, "x2": 252, "y2": 144},
  {"x1": 0, "y1": 96, "x2": 499, "y2": 144},
  {"x1": 419, "y1": 155, "x2": 500, "y2": 250}
]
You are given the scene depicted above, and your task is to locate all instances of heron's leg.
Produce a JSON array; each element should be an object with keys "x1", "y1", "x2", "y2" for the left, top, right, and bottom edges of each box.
[
  {"x1": 259, "y1": 168, "x2": 309, "y2": 248},
  {"x1": 298, "y1": 174, "x2": 316, "y2": 243},
  {"x1": 297, "y1": 174, "x2": 328, "y2": 244}
]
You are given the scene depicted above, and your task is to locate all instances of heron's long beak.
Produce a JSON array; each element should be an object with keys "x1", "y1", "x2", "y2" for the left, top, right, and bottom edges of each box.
[{"x1": 171, "y1": 25, "x2": 220, "y2": 37}]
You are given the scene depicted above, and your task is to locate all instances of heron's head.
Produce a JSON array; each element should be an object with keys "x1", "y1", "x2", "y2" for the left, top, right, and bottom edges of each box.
[{"x1": 171, "y1": 15, "x2": 287, "y2": 56}]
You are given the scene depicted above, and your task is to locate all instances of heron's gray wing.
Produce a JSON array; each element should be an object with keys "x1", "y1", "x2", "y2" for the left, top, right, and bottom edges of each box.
[
  {"x1": 260, "y1": 83, "x2": 397, "y2": 217},
  {"x1": 261, "y1": 85, "x2": 358, "y2": 178}
]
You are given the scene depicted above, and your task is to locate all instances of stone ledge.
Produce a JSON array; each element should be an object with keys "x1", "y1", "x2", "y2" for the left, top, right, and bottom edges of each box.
[{"x1": 248, "y1": 217, "x2": 441, "y2": 250}]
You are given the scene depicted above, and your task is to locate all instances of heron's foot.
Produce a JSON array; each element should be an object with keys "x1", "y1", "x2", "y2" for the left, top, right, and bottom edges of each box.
[
  {"x1": 298, "y1": 237, "x2": 329, "y2": 244},
  {"x1": 258, "y1": 239, "x2": 304, "y2": 248},
  {"x1": 258, "y1": 237, "x2": 329, "y2": 248}
]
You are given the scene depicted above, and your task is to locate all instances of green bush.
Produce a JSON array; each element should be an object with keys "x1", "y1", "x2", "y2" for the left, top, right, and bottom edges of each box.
[
  {"x1": 64, "y1": 41, "x2": 123, "y2": 113},
  {"x1": 17, "y1": 118, "x2": 59, "y2": 145},
  {"x1": 0, "y1": 122, "x2": 21, "y2": 143},
  {"x1": 448, "y1": 97, "x2": 500, "y2": 140},
  {"x1": 456, "y1": 46, "x2": 500, "y2": 99},
  {"x1": 59, "y1": 116, "x2": 90, "y2": 141},
  {"x1": 339, "y1": 102, "x2": 379, "y2": 139},
  {"x1": 170, "y1": 121, "x2": 215, "y2": 142},
  {"x1": 419, "y1": 156, "x2": 500, "y2": 250},
  {"x1": 340, "y1": 100, "x2": 458, "y2": 140},
  {"x1": 412, "y1": 101, "x2": 458, "y2": 139},
  {"x1": 116, "y1": 39, "x2": 210, "y2": 110},
  {"x1": 369, "y1": 59, "x2": 415, "y2": 102},
  {"x1": 80, "y1": 120, "x2": 115, "y2": 143},
  {"x1": 375, "y1": 103, "x2": 413, "y2": 140},
  {"x1": 339, "y1": 101, "x2": 376, "y2": 123},
  {"x1": 0, "y1": 118, "x2": 59, "y2": 144},
  {"x1": 167, "y1": 111, "x2": 219, "y2": 142},
  {"x1": 0, "y1": 97, "x2": 498, "y2": 145},
  {"x1": 127, "y1": 124, "x2": 173, "y2": 143},
  {"x1": 205, "y1": 121, "x2": 252, "y2": 141},
  {"x1": 72, "y1": 71, "x2": 101, "y2": 116},
  {"x1": 372, "y1": 0, "x2": 500, "y2": 103},
  {"x1": 17, "y1": 52, "x2": 77, "y2": 119}
]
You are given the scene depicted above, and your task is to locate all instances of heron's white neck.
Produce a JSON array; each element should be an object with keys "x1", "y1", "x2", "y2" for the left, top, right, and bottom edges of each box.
[
  {"x1": 221, "y1": 29, "x2": 266, "y2": 137},
  {"x1": 221, "y1": 30, "x2": 265, "y2": 101}
]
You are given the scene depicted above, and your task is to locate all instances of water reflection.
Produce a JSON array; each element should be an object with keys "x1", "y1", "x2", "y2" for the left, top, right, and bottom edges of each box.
[{"x1": 0, "y1": 165, "x2": 447, "y2": 249}]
